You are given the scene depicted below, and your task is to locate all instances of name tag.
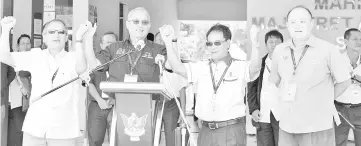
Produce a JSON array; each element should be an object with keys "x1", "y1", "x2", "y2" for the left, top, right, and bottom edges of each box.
[{"x1": 124, "y1": 74, "x2": 138, "y2": 82}]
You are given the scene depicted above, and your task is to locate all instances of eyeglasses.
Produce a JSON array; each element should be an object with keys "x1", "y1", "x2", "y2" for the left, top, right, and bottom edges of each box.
[
  {"x1": 128, "y1": 19, "x2": 150, "y2": 26},
  {"x1": 48, "y1": 30, "x2": 66, "y2": 35},
  {"x1": 205, "y1": 40, "x2": 226, "y2": 47}
]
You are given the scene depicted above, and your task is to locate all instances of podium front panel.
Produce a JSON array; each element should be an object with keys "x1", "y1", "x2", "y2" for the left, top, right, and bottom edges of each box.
[{"x1": 115, "y1": 93, "x2": 153, "y2": 146}]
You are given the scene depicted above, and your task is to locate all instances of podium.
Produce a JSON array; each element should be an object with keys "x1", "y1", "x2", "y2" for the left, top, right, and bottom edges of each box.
[{"x1": 100, "y1": 82, "x2": 171, "y2": 146}]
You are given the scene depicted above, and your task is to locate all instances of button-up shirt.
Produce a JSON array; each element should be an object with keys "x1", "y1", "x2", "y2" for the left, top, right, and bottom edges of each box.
[
  {"x1": 259, "y1": 56, "x2": 280, "y2": 123},
  {"x1": 96, "y1": 39, "x2": 166, "y2": 83},
  {"x1": 188, "y1": 59, "x2": 258, "y2": 121},
  {"x1": 336, "y1": 52, "x2": 361, "y2": 104},
  {"x1": 269, "y1": 36, "x2": 350, "y2": 133},
  {"x1": 162, "y1": 70, "x2": 187, "y2": 98},
  {"x1": 11, "y1": 48, "x2": 81, "y2": 139}
]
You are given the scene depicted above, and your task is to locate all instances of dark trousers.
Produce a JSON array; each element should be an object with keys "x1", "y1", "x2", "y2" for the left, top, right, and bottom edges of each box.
[
  {"x1": 197, "y1": 117, "x2": 247, "y2": 146},
  {"x1": 335, "y1": 104, "x2": 361, "y2": 146},
  {"x1": 163, "y1": 98, "x2": 180, "y2": 146},
  {"x1": 8, "y1": 106, "x2": 26, "y2": 146},
  {"x1": 87, "y1": 101, "x2": 113, "y2": 146},
  {"x1": 256, "y1": 112, "x2": 279, "y2": 146}
]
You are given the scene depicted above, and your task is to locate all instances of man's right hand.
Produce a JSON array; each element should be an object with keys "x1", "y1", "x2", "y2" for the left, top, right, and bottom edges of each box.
[
  {"x1": 97, "y1": 98, "x2": 112, "y2": 110},
  {"x1": 251, "y1": 110, "x2": 261, "y2": 122},
  {"x1": 1, "y1": 16, "x2": 16, "y2": 31}
]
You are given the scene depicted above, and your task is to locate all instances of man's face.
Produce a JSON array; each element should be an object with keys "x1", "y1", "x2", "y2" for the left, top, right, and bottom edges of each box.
[
  {"x1": 287, "y1": 8, "x2": 314, "y2": 40},
  {"x1": 154, "y1": 34, "x2": 165, "y2": 46},
  {"x1": 43, "y1": 21, "x2": 67, "y2": 50},
  {"x1": 206, "y1": 31, "x2": 230, "y2": 61},
  {"x1": 126, "y1": 10, "x2": 151, "y2": 41},
  {"x1": 266, "y1": 36, "x2": 282, "y2": 54},
  {"x1": 100, "y1": 34, "x2": 117, "y2": 50},
  {"x1": 346, "y1": 31, "x2": 361, "y2": 52},
  {"x1": 18, "y1": 37, "x2": 31, "y2": 52}
]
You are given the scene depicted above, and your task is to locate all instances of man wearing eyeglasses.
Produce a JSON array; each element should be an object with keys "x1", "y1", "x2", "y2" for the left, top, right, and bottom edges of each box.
[
  {"x1": 334, "y1": 28, "x2": 361, "y2": 146},
  {"x1": 84, "y1": 7, "x2": 166, "y2": 144},
  {"x1": 158, "y1": 23, "x2": 262, "y2": 146},
  {"x1": 87, "y1": 32, "x2": 117, "y2": 146},
  {"x1": 87, "y1": 7, "x2": 165, "y2": 84},
  {"x1": 247, "y1": 30, "x2": 284, "y2": 146}
]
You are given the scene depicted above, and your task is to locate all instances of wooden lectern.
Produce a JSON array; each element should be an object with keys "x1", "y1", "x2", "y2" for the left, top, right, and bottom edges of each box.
[{"x1": 100, "y1": 82, "x2": 171, "y2": 146}]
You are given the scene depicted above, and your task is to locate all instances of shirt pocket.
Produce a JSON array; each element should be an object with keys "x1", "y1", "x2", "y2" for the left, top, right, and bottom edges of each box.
[
  {"x1": 223, "y1": 75, "x2": 239, "y2": 82},
  {"x1": 138, "y1": 57, "x2": 155, "y2": 74},
  {"x1": 299, "y1": 58, "x2": 326, "y2": 85}
]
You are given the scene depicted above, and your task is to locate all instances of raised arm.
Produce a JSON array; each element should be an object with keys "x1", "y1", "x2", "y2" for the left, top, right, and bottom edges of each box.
[
  {"x1": 248, "y1": 25, "x2": 262, "y2": 81},
  {"x1": 159, "y1": 25, "x2": 188, "y2": 78},
  {"x1": 74, "y1": 21, "x2": 97, "y2": 75},
  {"x1": 0, "y1": 17, "x2": 16, "y2": 67}
]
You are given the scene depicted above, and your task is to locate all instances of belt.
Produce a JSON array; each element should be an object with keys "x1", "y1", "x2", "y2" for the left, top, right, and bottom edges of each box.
[
  {"x1": 334, "y1": 101, "x2": 361, "y2": 108},
  {"x1": 202, "y1": 117, "x2": 245, "y2": 130}
]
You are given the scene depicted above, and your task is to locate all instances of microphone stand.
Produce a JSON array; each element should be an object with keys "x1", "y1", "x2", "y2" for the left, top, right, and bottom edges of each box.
[{"x1": 32, "y1": 50, "x2": 134, "y2": 103}]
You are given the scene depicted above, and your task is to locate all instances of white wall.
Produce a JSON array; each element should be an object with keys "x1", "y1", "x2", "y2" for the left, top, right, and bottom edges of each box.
[
  {"x1": 13, "y1": 0, "x2": 32, "y2": 50},
  {"x1": 89, "y1": 0, "x2": 120, "y2": 50}
]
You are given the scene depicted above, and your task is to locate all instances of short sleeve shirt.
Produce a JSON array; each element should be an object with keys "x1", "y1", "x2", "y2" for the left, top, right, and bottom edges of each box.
[{"x1": 269, "y1": 36, "x2": 350, "y2": 133}]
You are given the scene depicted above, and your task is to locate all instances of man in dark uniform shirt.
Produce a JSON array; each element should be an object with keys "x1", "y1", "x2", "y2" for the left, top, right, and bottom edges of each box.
[
  {"x1": 94, "y1": 7, "x2": 166, "y2": 84},
  {"x1": 87, "y1": 32, "x2": 117, "y2": 146},
  {"x1": 84, "y1": 7, "x2": 167, "y2": 145}
]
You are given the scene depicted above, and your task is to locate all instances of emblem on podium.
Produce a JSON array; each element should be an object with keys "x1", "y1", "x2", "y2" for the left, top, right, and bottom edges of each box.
[{"x1": 119, "y1": 113, "x2": 148, "y2": 141}]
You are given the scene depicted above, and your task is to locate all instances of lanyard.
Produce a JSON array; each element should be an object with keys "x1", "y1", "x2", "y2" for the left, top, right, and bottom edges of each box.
[
  {"x1": 290, "y1": 45, "x2": 309, "y2": 75},
  {"x1": 265, "y1": 64, "x2": 270, "y2": 73},
  {"x1": 127, "y1": 51, "x2": 143, "y2": 75},
  {"x1": 51, "y1": 68, "x2": 59, "y2": 84},
  {"x1": 209, "y1": 60, "x2": 232, "y2": 94}
]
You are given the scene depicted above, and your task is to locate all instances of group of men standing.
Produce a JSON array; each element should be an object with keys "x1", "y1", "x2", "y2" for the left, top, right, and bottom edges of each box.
[{"x1": 0, "y1": 4, "x2": 360, "y2": 146}]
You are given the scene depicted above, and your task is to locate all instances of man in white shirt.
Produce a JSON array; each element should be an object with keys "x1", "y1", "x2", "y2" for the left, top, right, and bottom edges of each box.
[
  {"x1": 8, "y1": 34, "x2": 32, "y2": 146},
  {"x1": 0, "y1": 17, "x2": 93, "y2": 146},
  {"x1": 159, "y1": 24, "x2": 261, "y2": 146},
  {"x1": 247, "y1": 30, "x2": 283, "y2": 146},
  {"x1": 335, "y1": 28, "x2": 361, "y2": 146}
]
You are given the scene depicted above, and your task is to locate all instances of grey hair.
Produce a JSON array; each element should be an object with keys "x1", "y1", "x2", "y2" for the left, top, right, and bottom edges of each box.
[{"x1": 127, "y1": 7, "x2": 150, "y2": 22}]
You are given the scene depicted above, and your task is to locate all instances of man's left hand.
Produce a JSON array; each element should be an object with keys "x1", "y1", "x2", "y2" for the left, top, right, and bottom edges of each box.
[
  {"x1": 250, "y1": 25, "x2": 260, "y2": 45},
  {"x1": 159, "y1": 25, "x2": 176, "y2": 43}
]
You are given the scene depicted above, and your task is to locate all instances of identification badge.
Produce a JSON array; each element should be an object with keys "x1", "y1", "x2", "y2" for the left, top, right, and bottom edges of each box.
[
  {"x1": 124, "y1": 74, "x2": 138, "y2": 82},
  {"x1": 283, "y1": 81, "x2": 297, "y2": 101}
]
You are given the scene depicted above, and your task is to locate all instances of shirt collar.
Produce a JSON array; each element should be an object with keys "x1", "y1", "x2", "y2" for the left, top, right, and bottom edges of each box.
[
  {"x1": 210, "y1": 54, "x2": 233, "y2": 66},
  {"x1": 125, "y1": 38, "x2": 150, "y2": 51},
  {"x1": 45, "y1": 48, "x2": 67, "y2": 59},
  {"x1": 284, "y1": 35, "x2": 317, "y2": 49},
  {"x1": 342, "y1": 49, "x2": 361, "y2": 66}
]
